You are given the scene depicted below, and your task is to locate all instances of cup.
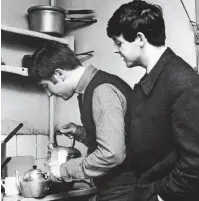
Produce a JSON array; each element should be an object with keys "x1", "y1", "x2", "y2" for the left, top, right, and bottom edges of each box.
[{"x1": 1, "y1": 177, "x2": 20, "y2": 196}]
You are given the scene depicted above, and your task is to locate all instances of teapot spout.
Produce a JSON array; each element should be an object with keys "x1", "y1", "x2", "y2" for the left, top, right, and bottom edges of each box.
[
  {"x1": 14, "y1": 169, "x2": 21, "y2": 192},
  {"x1": 47, "y1": 143, "x2": 55, "y2": 151}
]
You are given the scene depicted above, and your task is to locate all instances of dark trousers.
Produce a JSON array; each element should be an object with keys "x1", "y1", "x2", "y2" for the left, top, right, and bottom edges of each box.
[{"x1": 97, "y1": 184, "x2": 134, "y2": 201}]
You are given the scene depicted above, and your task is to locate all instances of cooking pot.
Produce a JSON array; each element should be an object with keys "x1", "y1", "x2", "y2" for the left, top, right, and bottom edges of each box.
[
  {"x1": 27, "y1": 5, "x2": 97, "y2": 37},
  {"x1": 15, "y1": 166, "x2": 50, "y2": 198},
  {"x1": 1, "y1": 123, "x2": 23, "y2": 164}
]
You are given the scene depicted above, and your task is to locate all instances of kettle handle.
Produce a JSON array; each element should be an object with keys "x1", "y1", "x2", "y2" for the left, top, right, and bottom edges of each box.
[
  {"x1": 1, "y1": 180, "x2": 5, "y2": 188},
  {"x1": 54, "y1": 131, "x2": 58, "y2": 147},
  {"x1": 71, "y1": 137, "x2": 76, "y2": 148},
  {"x1": 54, "y1": 127, "x2": 76, "y2": 147}
]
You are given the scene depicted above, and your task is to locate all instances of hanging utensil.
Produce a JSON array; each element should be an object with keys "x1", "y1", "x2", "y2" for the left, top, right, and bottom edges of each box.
[
  {"x1": 1, "y1": 157, "x2": 11, "y2": 170},
  {"x1": 3, "y1": 123, "x2": 23, "y2": 144},
  {"x1": 1, "y1": 123, "x2": 23, "y2": 164},
  {"x1": 76, "y1": 50, "x2": 94, "y2": 57}
]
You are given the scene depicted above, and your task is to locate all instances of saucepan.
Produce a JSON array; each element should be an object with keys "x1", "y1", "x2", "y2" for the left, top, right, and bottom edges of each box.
[{"x1": 27, "y1": 5, "x2": 97, "y2": 37}]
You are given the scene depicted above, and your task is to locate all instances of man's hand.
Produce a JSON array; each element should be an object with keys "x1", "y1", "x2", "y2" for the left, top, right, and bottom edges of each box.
[
  {"x1": 49, "y1": 163, "x2": 62, "y2": 178},
  {"x1": 47, "y1": 163, "x2": 63, "y2": 183},
  {"x1": 58, "y1": 122, "x2": 83, "y2": 139}
]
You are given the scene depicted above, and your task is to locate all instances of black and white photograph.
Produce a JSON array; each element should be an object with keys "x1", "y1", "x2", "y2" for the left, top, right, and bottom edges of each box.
[{"x1": 1, "y1": 0, "x2": 199, "y2": 201}]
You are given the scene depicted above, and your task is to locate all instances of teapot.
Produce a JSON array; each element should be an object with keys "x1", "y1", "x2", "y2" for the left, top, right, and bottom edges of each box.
[
  {"x1": 15, "y1": 166, "x2": 50, "y2": 198},
  {"x1": 23, "y1": 165, "x2": 48, "y2": 182}
]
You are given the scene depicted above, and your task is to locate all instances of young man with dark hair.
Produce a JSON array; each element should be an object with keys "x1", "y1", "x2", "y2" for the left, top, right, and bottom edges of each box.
[
  {"x1": 107, "y1": 1, "x2": 199, "y2": 201},
  {"x1": 29, "y1": 41, "x2": 136, "y2": 201}
]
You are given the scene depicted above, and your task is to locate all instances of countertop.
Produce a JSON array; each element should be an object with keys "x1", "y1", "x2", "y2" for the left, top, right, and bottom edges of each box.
[{"x1": 2, "y1": 187, "x2": 98, "y2": 201}]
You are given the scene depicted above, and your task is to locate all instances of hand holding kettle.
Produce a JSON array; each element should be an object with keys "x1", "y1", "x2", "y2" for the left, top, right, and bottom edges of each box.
[
  {"x1": 45, "y1": 124, "x2": 82, "y2": 183},
  {"x1": 57, "y1": 122, "x2": 85, "y2": 141},
  {"x1": 47, "y1": 163, "x2": 63, "y2": 183}
]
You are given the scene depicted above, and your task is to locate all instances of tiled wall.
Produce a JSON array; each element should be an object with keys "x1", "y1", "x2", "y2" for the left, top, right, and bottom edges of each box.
[
  {"x1": 1, "y1": 134, "x2": 87, "y2": 172},
  {"x1": 1, "y1": 134, "x2": 49, "y2": 171}
]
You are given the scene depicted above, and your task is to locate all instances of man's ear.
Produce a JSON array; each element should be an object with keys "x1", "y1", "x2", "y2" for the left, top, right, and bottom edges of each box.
[
  {"x1": 136, "y1": 32, "x2": 146, "y2": 47},
  {"x1": 54, "y1": 69, "x2": 65, "y2": 81}
]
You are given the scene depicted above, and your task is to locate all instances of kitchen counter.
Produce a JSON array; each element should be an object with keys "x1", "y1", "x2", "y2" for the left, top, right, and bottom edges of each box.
[{"x1": 2, "y1": 187, "x2": 98, "y2": 201}]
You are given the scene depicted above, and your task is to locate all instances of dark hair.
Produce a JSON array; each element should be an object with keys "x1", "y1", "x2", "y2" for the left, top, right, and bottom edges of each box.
[
  {"x1": 107, "y1": 0, "x2": 166, "y2": 46},
  {"x1": 29, "y1": 41, "x2": 81, "y2": 83}
]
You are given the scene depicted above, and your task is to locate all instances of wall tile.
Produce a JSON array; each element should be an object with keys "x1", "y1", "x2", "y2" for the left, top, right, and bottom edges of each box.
[
  {"x1": 36, "y1": 158, "x2": 48, "y2": 172},
  {"x1": 36, "y1": 135, "x2": 49, "y2": 159},
  {"x1": 17, "y1": 135, "x2": 36, "y2": 158}
]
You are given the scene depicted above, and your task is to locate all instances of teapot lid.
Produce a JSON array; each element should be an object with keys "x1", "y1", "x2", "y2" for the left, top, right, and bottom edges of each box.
[
  {"x1": 28, "y1": 165, "x2": 42, "y2": 173},
  {"x1": 23, "y1": 165, "x2": 46, "y2": 181}
]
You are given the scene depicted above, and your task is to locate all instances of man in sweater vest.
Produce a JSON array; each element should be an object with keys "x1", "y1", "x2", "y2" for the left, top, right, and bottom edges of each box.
[{"x1": 29, "y1": 41, "x2": 136, "y2": 201}]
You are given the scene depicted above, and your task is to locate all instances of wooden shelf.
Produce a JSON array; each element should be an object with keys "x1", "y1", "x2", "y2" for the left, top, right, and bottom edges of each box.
[
  {"x1": 1, "y1": 65, "x2": 28, "y2": 76},
  {"x1": 1, "y1": 24, "x2": 74, "y2": 51}
]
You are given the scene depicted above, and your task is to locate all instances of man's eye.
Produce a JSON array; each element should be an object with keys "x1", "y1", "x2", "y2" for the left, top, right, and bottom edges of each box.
[{"x1": 42, "y1": 84, "x2": 47, "y2": 89}]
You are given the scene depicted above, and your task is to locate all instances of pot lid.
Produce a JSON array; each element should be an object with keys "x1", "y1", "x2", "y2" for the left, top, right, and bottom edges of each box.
[
  {"x1": 27, "y1": 5, "x2": 65, "y2": 14},
  {"x1": 23, "y1": 165, "x2": 46, "y2": 182}
]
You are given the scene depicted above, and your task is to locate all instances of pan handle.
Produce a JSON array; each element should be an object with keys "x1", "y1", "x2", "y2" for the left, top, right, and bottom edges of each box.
[
  {"x1": 65, "y1": 18, "x2": 97, "y2": 23},
  {"x1": 65, "y1": 9, "x2": 95, "y2": 15},
  {"x1": 76, "y1": 50, "x2": 94, "y2": 56},
  {"x1": 3, "y1": 123, "x2": 23, "y2": 143},
  {"x1": 1, "y1": 157, "x2": 12, "y2": 170}
]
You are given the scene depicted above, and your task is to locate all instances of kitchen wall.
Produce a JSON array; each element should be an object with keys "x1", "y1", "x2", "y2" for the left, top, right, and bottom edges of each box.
[
  {"x1": 1, "y1": 0, "x2": 197, "y2": 171},
  {"x1": 1, "y1": 0, "x2": 50, "y2": 171}
]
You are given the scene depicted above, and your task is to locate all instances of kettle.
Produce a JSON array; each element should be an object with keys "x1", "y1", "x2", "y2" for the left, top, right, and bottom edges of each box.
[
  {"x1": 15, "y1": 166, "x2": 50, "y2": 198},
  {"x1": 45, "y1": 131, "x2": 81, "y2": 170},
  {"x1": 44, "y1": 131, "x2": 93, "y2": 193}
]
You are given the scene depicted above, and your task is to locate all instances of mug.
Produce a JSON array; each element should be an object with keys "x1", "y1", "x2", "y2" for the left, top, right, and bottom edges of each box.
[{"x1": 1, "y1": 177, "x2": 20, "y2": 196}]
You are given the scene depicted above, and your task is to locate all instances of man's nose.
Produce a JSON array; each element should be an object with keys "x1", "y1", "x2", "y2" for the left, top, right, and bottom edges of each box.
[{"x1": 113, "y1": 44, "x2": 120, "y2": 54}]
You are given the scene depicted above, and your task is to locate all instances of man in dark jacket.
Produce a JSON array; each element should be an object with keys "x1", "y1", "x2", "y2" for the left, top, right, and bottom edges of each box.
[
  {"x1": 29, "y1": 41, "x2": 136, "y2": 201},
  {"x1": 107, "y1": 1, "x2": 199, "y2": 201}
]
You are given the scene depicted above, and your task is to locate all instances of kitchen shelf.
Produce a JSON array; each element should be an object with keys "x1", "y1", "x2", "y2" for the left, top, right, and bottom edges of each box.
[
  {"x1": 1, "y1": 24, "x2": 74, "y2": 51},
  {"x1": 1, "y1": 65, "x2": 28, "y2": 76},
  {"x1": 1, "y1": 25, "x2": 75, "y2": 76}
]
